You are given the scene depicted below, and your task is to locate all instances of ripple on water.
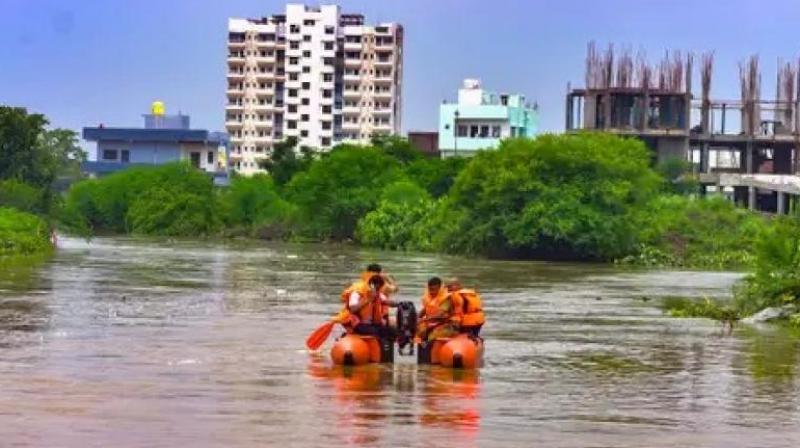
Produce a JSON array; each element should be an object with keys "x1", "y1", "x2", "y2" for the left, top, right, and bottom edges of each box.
[{"x1": 0, "y1": 237, "x2": 799, "y2": 447}]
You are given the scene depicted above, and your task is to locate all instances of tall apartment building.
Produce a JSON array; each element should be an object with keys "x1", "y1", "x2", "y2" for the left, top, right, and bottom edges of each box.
[{"x1": 226, "y1": 4, "x2": 403, "y2": 175}]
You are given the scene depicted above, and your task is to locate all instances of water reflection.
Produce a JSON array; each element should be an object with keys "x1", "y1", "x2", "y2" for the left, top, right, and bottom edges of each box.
[
  {"x1": 419, "y1": 367, "x2": 481, "y2": 433},
  {"x1": 0, "y1": 258, "x2": 51, "y2": 346}
]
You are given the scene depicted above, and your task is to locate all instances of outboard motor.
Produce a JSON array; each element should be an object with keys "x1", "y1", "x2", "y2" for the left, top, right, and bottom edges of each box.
[{"x1": 396, "y1": 301, "x2": 417, "y2": 356}]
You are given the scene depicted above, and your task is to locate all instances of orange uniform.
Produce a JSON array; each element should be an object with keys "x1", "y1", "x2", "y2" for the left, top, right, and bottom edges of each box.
[{"x1": 451, "y1": 288, "x2": 485, "y2": 328}]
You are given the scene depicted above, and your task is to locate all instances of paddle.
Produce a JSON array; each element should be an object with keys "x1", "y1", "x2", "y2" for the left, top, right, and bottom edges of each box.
[{"x1": 306, "y1": 321, "x2": 336, "y2": 350}]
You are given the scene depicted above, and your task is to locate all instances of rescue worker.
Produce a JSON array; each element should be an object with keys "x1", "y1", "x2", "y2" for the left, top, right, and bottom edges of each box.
[
  {"x1": 446, "y1": 278, "x2": 485, "y2": 337},
  {"x1": 340, "y1": 263, "x2": 397, "y2": 330},
  {"x1": 417, "y1": 277, "x2": 462, "y2": 342},
  {"x1": 346, "y1": 274, "x2": 396, "y2": 339}
]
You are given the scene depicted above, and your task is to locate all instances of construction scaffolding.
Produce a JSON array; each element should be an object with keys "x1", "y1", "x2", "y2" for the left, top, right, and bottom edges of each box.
[{"x1": 566, "y1": 42, "x2": 800, "y2": 214}]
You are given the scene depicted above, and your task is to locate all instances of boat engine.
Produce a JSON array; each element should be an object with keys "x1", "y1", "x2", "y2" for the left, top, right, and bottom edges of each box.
[{"x1": 396, "y1": 301, "x2": 417, "y2": 356}]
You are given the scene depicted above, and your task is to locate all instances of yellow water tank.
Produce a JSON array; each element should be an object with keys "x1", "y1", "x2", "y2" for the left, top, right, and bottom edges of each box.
[{"x1": 151, "y1": 101, "x2": 165, "y2": 116}]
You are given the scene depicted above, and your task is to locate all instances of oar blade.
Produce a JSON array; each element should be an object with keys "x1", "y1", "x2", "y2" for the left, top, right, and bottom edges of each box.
[{"x1": 306, "y1": 321, "x2": 335, "y2": 350}]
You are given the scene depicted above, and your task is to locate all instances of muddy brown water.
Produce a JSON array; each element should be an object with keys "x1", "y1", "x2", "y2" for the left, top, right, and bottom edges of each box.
[{"x1": 1, "y1": 237, "x2": 799, "y2": 447}]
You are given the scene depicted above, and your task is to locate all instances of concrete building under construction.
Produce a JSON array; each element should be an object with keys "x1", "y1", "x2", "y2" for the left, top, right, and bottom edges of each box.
[{"x1": 566, "y1": 42, "x2": 800, "y2": 214}]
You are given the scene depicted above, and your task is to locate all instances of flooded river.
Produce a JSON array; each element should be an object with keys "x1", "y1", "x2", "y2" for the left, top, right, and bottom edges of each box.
[{"x1": 2, "y1": 237, "x2": 800, "y2": 447}]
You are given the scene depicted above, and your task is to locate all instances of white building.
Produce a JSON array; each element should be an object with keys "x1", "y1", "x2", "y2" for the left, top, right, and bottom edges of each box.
[{"x1": 226, "y1": 4, "x2": 404, "y2": 175}]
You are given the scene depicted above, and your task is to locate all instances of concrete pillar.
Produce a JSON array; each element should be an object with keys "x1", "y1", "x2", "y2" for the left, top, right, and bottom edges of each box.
[
  {"x1": 745, "y1": 141, "x2": 754, "y2": 173},
  {"x1": 777, "y1": 191, "x2": 786, "y2": 215},
  {"x1": 748, "y1": 187, "x2": 756, "y2": 211},
  {"x1": 701, "y1": 143, "x2": 710, "y2": 173}
]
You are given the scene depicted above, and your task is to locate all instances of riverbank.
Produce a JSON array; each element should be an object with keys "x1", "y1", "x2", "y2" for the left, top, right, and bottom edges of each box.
[
  {"x1": 0, "y1": 207, "x2": 53, "y2": 259},
  {"x1": 60, "y1": 134, "x2": 770, "y2": 267},
  {"x1": 58, "y1": 134, "x2": 798, "y2": 325}
]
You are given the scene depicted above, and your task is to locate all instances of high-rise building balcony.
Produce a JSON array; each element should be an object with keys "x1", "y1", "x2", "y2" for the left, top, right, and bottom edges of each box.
[
  {"x1": 227, "y1": 71, "x2": 245, "y2": 80},
  {"x1": 226, "y1": 87, "x2": 245, "y2": 96},
  {"x1": 225, "y1": 119, "x2": 244, "y2": 128},
  {"x1": 228, "y1": 54, "x2": 246, "y2": 64},
  {"x1": 225, "y1": 103, "x2": 244, "y2": 112},
  {"x1": 343, "y1": 41, "x2": 361, "y2": 51},
  {"x1": 344, "y1": 58, "x2": 362, "y2": 67}
]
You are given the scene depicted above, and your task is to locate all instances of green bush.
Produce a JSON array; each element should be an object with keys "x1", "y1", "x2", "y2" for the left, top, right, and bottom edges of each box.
[
  {"x1": 62, "y1": 163, "x2": 218, "y2": 236},
  {"x1": 426, "y1": 134, "x2": 662, "y2": 259},
  {"x1": 0, "y1": 207, "x2": 52, "y2": 257},
  {"x1": 0, "y1": 179, "x2": 44, "y2": 213},
  {"x1": 218, "y1": 174, "x2": 293, "y2": 238},
  {"x1": 734, "y1": 214, "x2": 800, "y2": 315},
  {"x1": 286, "y1": 145, "x2": 404, "y2": 239},
  {"x1": 356, "y1": 180, "x2": 433, "y2": 250},
  {"x1": 405, "y1": 156, "x2": 467, "y2": 198},
  {"x1": 625, "y1": 195, "x2": 764, "y2": 269}
]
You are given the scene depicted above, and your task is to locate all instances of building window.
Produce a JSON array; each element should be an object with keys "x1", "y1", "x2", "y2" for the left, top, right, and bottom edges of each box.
[
  {"x1": 289, "y1": 72, "x2": 298, "y2": 81},
  {"x1": 190, "y1": 152, "x2": 201, "y2": 168},
  {"x1": 287, "y1": 120, "x2": 297, "y2": 129},
  {"x1": 321, "y1": 137, "x2": 331, "y2": 146},
  {"x1": 288, "y1": 104, "x2": 298, "y2": 113},
  {"x1": 480, "y1": 125, "x2": 489, "y2": 138},
  {"x1": 323, "y1": 73, "x2": 333, "y2": 82},
  {"x1": 303, "y1": 35, "x2": 311, "y2": 42},
  {"x1": 301, "y1": 82, "x2": 310, "y2": 90},
  {"x1": 288, "y1": 89, "x2": 298, "y2": 97},
  {"x1": 303, "y1": 20, "x2": 315, "y2": 26},
  {"x1": 301, "y1": 114, "x2": 309, "y2": 121},
  {"x1": 290, "y1": 24, "x2": 300, "y2": 33},
  {"x1": 102, "y1": 149, "x2": 117, "y2": 161},
  {"x1": 289, "y1": 57, "x2": 299, "y2": 65},
  {"x1": 324, "y1": 41, "x2": 334, "y2": 51},
  {"x1": 301, "y1": 98, "x2": 310, "y2": 106},
  {"x1": 290, "y1": 41, "x2": 299, "y2": 49},
  {"x1": 491, "y1": 125, "x2": 501, "y2": 138},
  {"x1": 207, "y1": 151, "x2": 214, "y2": 165},
  {"x1": 324, "y1": 26, "x2": 334, "y2": 34},
  {"x1": 120, "y1": 150, "x2": 130, "y2": 163},
  {"x1": 303, "y1": 50, "x2": 311, "y2": 58},
  {"x1": 302, "y1": 66, "x2": 310, "y2": 73},
  {"x1": 470, "y1": 125, "x2": 479, "y2": 138},
  {"x1": 322, "y1": 121, "x2": 331, "y2": 130},
  {"x1": 322, "y1": 105, "x2": 332, "y2": 114},
  {"x1": 322, "y1": 89, "x2": 332, "y2": 98},
  {"x1": 300, "y1": 130, "x2": 309, "y2": 137}
]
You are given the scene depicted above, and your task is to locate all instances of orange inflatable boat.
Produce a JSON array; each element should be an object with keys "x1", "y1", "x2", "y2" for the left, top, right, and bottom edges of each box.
[
  {"x1": 331, "y1": 334, "x2": 394, "y2": 365},
  {"x1": 418, "y1": 334, "x2": 484, "y2": 369}
]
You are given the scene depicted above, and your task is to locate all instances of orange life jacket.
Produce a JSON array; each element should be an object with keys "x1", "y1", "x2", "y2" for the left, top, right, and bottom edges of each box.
[
  {"x1": 421, "y1": 288, "x2": 462, "y2": 324},
  {"x1": 453, "y1": 288, "x2": 485, "y2": 327},
  {"x1": 341, "y1": 281, "x2": 385, "y2": 325}
]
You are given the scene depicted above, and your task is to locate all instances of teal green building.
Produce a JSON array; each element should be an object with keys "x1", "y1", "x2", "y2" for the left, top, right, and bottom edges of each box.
[{"x1": 439, "y1": 79, "x2": 538, "y2": 157}]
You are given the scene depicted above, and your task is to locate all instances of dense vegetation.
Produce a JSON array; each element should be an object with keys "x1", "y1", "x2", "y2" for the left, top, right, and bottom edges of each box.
[
  {"x1": 61, "y1": 133, "x2": 771, "y2": 265},
  {"x1": 0, "y1": 106, "x2": 83, "y2": 257},
  {"x1": 0, "y1": 207, "x2": 52, "y2": 257}
]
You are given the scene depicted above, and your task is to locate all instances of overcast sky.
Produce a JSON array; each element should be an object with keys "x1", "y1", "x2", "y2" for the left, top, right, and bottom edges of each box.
[{"x1": 2, "y1": 0, "x2": 800, "y2": 141}]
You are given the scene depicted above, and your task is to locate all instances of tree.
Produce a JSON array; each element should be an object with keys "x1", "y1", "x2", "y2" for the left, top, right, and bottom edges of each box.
[
  {"x1": 218, "y1": 174, "x2": 293, "y2": 238},
  {"x1": 0, "y1": 107, "x2": 84, "y2": 189},
  {"x1": 432, "y1": 134, "x2": 663, "y2": 259},
  {"x1": 370, "y1": 135, "x2": 423, "y2": 165},
  {"x1": 286, "y1": 145, "x2": 404, "y2": 239},
  {"x1": 656, "y1": 157, "x2": 699, "y2": 195},
  {"x1": 405, "y1": 156, "x2": 467, "y2": 197},
  {"x1": 258, "y1": 137, "x2": 315, "y2": 187},
  {"x1": 0, "y1": 106, "x2": 85, "y2": 216}
]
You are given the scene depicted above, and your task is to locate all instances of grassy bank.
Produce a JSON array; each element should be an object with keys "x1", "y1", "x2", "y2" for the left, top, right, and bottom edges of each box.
[{"x1": 0, "y1": 207, "x2": 53, "y2": 258}]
